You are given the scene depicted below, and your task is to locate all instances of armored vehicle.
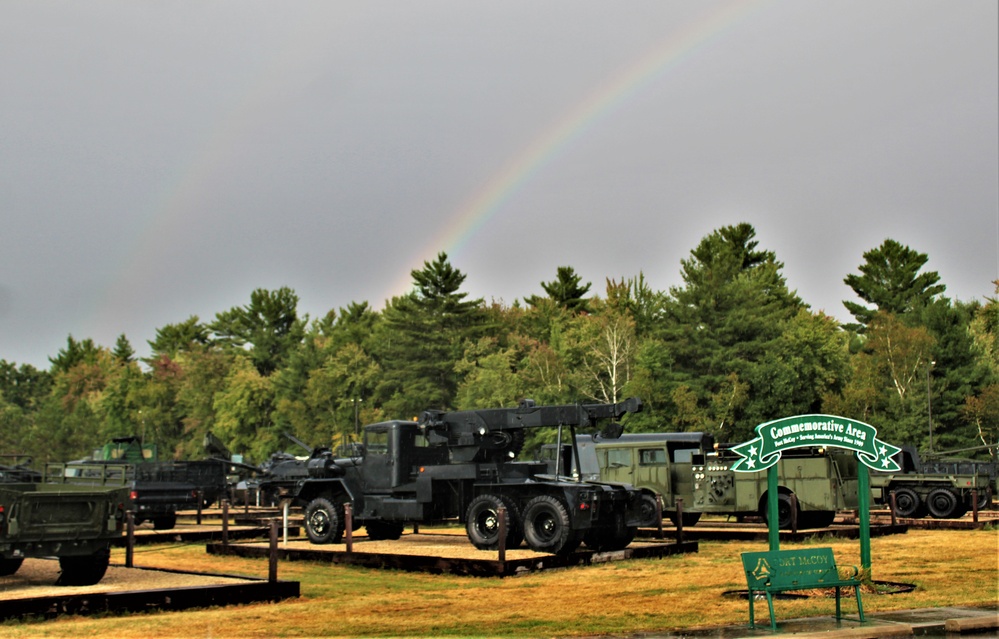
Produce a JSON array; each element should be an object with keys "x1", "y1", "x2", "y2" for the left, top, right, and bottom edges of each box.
[
  {"x1": 564, "y1": 432, "x2": 859, "y2": 529},
  {"x1": 274, "y1": 398, "x2": 657, "y2": 556},
  {"x1": 869, "y1": 445, "x2": 993, "y2": 519},
  {"x1": 0, "y1": 477, "x2": 127, "y2": 585}
]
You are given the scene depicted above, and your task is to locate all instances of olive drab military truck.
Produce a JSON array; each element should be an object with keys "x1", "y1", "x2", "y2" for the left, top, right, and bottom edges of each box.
[
  {"x1": 0, "y1": 473, "x2": 128, "y2": 585},
  {"x1": 567, "y1": 432, "x2": 860, "y2": 529},
  {"x1": 869, "y1": 445, "x2": 993, "y2": 519},
  {"x1": 273, "y1": 398, "x2": 658, "y2": 556}
]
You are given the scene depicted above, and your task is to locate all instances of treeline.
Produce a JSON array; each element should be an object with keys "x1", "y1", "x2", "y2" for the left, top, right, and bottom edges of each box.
[{"x1": 2, "y1": 223, "x2": 997, "y2": 465}]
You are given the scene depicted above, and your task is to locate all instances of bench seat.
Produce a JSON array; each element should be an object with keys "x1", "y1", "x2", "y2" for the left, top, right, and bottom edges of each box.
[{"x1": 741, "y1": 547, "x2": 866, "y2": 630}]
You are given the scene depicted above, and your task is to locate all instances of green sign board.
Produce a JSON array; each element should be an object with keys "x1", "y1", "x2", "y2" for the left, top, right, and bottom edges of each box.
[{"x1": 730, "y1": 414, "x2": 902, "y2": 473}]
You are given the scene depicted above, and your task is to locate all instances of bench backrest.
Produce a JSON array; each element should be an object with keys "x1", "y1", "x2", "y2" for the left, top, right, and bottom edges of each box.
[{"x1": 742, "y1": 548, "x2": 839, "y2": 590}]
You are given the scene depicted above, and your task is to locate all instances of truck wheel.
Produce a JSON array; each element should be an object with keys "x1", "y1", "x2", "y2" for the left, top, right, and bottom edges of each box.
[
  {"x1": 799, "y1": 510, "x2": 835, "y2": 529},
  {"x1": 57, "y1": 547, "x2": 111, "y2": 586},
  {"x1": 153, "y1": 513, "x2": 177, "y2": 530},
  {"x1": 365, "y1": 520, "x2": 404, "y2": 541},
  {"x1": 762, "y1": 493, "x2": 797, "y2": 529},
  {"x1": 522, "y1": 495, "x2": 578, "y2": 555},
  {"x1": 667, "y1": 511, "x2": 702, "y2": 527},
  {"x1": 926, "y1": 487, "x2": 962, "y2": 519},
  {"x1": 466, "y1": 494, "x2": 522, "y2": 550},
  {"x1": 892, "y1": 487, "x2": 926, "y2": 518},
  {"x1": 583, "y1": 513, "x2": 635, "y2": 552},
  {"x1": 305, "y1": 497, "x2": 345, "y2": 544},
  {"x1": 972, "y1": 487, "x2": 992, "y2": 511},
  {"x1": 0, "y1": 558, "x2": 24, "y2": 576},
  {"x1": 637, "y1": 493, "x2": 660, "y2": 527}
]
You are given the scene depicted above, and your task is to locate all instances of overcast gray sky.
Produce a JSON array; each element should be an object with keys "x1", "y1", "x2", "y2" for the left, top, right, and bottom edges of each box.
[{"x1": 2, "y1": 1, "x2": 997, "y2": 369}]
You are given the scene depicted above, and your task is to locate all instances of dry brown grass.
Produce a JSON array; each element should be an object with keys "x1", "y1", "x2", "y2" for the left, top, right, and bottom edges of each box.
[{"x1": 2, "y1": 528, "x2": 996, "y2": 638}]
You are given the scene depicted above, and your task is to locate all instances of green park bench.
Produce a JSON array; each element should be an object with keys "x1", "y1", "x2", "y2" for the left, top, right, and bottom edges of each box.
[{"x1": 741, "y1": 547, "x2": 866, "y2": 630}]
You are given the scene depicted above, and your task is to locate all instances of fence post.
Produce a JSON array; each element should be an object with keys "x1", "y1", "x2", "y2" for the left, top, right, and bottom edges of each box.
[
  {"x1": 222, "y1": 499, "x2": 230, "y2": 553},
  {"x1": 889, "y1": 491, "x2": 897, "y2": 526},
  {"x1": 675, "y1": 498, "x2": 684, "y2": 545},
  {"x1": 497, "y1": 506, "x2": 507, "y2": 564},
  {"x1": 972, "y1": 489, "x2": 979, "y2": 524},
  {"x1": 125, "y1": 511, "x2": 135, "y2": 568},
  {"x1": 268, "y1": 520, "x2": 278, "y2": 582},
  {"x1": 345, "y1": 503, "x2": 353, "y2": 555},
  {"x1": 656, "y1": 495, "x2": 664, "y2": 540}
]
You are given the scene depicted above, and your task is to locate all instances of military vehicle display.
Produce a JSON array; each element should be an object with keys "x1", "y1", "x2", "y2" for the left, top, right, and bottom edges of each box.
[
  {"x1": 272, "y1": 398, "x2": 657, "y2": 556},
  {"x1": 0, "y1": 477, "x2": 128, "y2": 585},
  {"x1": 869, "y1": 445, "x2": 993, "y2": 519},
  {"x1": 64, "y1": 436, "x2": 228, "y2": 530},
  {"x1": 551, "y1": 432, "x2": 859, "y2": 529}
]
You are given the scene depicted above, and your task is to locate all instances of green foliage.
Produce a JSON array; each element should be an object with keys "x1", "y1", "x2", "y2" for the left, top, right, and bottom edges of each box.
[
  {"x1": 526, "y1": 266, "x2": 592, "y2": 313},
  {"x1": 843, "y1": 239, "x2": 946, "y2": 330},
  {"x1": 210, "y1": 287, "x2": 306, "y2": 376},
  {"x1": 3, "y1": 228, "x2": 996, "y2": 464}
]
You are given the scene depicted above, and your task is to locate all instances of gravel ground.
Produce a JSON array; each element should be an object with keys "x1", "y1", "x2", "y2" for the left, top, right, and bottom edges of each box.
[{"x1": 0, "y1": 558, "x2": 255, "y2": 601}]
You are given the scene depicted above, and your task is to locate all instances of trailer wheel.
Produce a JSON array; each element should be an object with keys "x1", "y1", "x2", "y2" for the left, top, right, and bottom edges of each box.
[
  {"x1": 365, "y1": 520, "x2": 404, "y2": 540},
  {"x1": 892, "y1": 487, "x2": 926, "y2": 518},
  {"x1": 57, "y1": 547, "x2": 111, "y2": 586},
  {"x1": 466, "y1": 494, "x2": 522, "y2": 550},
  {"x1": 522, "y1": 495, "x2": 578, "y2": 555},
  {"x1": 305, "y1": 497, "x2": 345, "y2": 544},
  {"x1": 926, "y1": 487, "x2": 962, "y2": 519},
  {"x1": 0, "y1": 558, "x2": 24, "y2": 576}
]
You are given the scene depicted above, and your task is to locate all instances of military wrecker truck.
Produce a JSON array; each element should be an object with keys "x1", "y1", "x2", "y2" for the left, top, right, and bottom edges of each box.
[
  {"x1": 869, "y1": 445, "x2": 993, "y2": 519},
  {"x1": 1, "y1": 474, "x2": 128, "y2": 585},
  {"x1": 275, "y1": 398, "x2": 658, "y2": 556},
  {"x1": 545, "y1": 432, "x2": 859, "y2": 529}
]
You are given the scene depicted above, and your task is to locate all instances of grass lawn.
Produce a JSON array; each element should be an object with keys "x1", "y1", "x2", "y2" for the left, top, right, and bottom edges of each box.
[{"x1": 3, "y1": 527, "x2": 997, "y2": 638}]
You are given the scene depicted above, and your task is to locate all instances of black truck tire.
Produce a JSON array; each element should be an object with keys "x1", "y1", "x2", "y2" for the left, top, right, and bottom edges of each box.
[
  {"x1": 892, "y1": 487, "x2": 927, "y2": 518},
  {"x1": 799, "y1": 510, "x2": 836, "y2": 529},
  {"x1": 667, "y1": 510, "x2": 702, "y2": 527},
  {"x1": 152, "y1": 513, "x2": 177, "y2": 530},
  {"x1": 365, "y1": 520, "x2": 404, "y2": 540},
  {"x1": 0, "y1": 557, "x2": 24, "y2": 576},
  {"x1": 465, "y1": 494, "x2": 523, "y2": 550},
  {"x1": 926, "y1": 487, "x2": 962, "y2": 519},
  {"x1": 57, "y1": 547, "x2": 111, "y2": 586},
  {"x1": 637, "y1": 493, "x2": 660, "y2": 527},
  {"x1": 583, "y1": 512, "x2": 636, "y2": 552},
  {"x1": 305, "y1": 497, "x2": 345, "y2": 544},
  {"x1": 522, "y1": 495, "x2": 578, "y2": 555},
  {"x1": 972, "y1": 486, "x2": 992, "y2": 511},
  {"x1": 762, "y1": 493, "x2": 798, "y2": 529}
]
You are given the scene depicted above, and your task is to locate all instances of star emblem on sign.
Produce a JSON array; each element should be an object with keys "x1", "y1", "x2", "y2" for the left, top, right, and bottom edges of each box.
[
  {"x1": 747, "y1": 458, "x2": 756, "y2": 469},
  {"x1": 879, "y1": 445, "x2": 887, "y2": 457},
  {"x1": 881, "y1": 457, "x2": 891, "y2": 468},
  {"x1": 749, "y1": 445, "x2": 758, "y2": 457}
]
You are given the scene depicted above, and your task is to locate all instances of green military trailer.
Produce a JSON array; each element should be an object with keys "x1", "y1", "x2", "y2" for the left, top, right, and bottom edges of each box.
[
  {"x1": 0, "y1": 480, "x2": 128, "y2": 585},
  {"x1": 563, "y1": 432, "x2": 859, "y2": 529},
  {"x1": 869, "y1": 445, "x2": 993, "y2": 519}
]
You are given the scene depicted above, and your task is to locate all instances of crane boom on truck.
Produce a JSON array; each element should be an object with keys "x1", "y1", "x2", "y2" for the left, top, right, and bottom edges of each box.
[{"x1": 275, "y1": 398, "x2": 657, "y2": 555}]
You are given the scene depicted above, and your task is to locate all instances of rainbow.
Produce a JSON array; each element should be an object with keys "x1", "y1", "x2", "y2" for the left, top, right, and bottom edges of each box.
[{"x1": 389, "y1": 0, "x2": 773, "y2": 302}]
